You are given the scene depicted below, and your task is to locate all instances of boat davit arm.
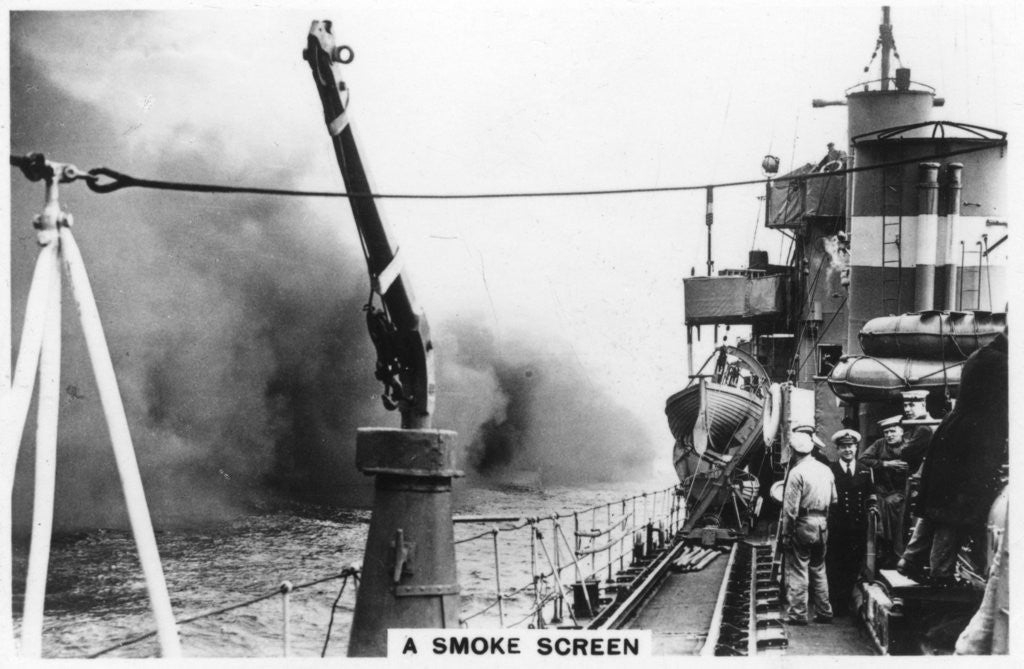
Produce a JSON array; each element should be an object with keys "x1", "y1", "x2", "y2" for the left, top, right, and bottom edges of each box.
[{"x1": 303, "y1": 21, "x2": 434, "y2": 429}]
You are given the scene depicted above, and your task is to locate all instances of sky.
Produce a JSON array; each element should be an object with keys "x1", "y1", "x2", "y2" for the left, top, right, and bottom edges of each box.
[{"x1": 2, "y1": 1, "x2": 1021, "y2": 523}]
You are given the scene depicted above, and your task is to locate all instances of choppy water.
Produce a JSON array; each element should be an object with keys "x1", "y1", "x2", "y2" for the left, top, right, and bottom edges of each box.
[{"x1": 11, "y1": 483, "x2": 659, "y2": 658}]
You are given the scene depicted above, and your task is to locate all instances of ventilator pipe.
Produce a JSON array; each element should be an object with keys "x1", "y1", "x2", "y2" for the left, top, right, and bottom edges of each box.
[
  {"x1": 20, "y1": 252, "x2": 61, "y2": 658},
  {"x1": 60, "y1": 227, "x2": 182, "y2": 657},
  {"x1": 943, "y1": 164, "x2": 963, "y2": 311},
  {"x1": 915, "y1": 163, "x2": 940, "y2": 311},
  {"x1": 348, "y1": 428, "x2": 461, "y2": 657}
]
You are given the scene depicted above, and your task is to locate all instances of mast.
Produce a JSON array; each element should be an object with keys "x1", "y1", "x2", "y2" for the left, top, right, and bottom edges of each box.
[{"x1": 880, "y1": 6, "x2": 893, "y2": 90}]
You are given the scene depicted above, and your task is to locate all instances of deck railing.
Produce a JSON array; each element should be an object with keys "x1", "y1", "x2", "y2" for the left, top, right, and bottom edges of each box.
[
  {"x1": 454, "y1": 485, "x2": 683, "y2": 629},
  {"x1": 79, "y1": 485, "x2": 683, "y2": 657}
]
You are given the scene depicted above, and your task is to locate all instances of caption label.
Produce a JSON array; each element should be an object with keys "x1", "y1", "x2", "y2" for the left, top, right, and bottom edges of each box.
[{"x1": 387, "y1": 629, "x2": 651, "y2": 657}]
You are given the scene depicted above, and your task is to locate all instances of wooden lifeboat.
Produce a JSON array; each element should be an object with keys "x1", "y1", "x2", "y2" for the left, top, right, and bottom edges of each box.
[
  {"x1": 827, "y1": 354, "x2": 964, "y2": 402},
  {"x1": 859, "y1": 310, "x2": 1006, "y2": 360},
  {"x1": 666, "y1": 346, "x2": 769, "y2": 463}
]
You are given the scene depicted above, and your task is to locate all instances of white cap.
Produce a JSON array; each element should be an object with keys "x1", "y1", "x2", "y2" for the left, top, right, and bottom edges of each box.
[
  {"x1": 831, "y1": 429, "x2": 861, "y2": 445},
  {"x1": 878, "y1": 415, "x2": 902, "y2": 428},
  {"x1": 790, "y1": 431, "x2": 814, "y2": 454}
]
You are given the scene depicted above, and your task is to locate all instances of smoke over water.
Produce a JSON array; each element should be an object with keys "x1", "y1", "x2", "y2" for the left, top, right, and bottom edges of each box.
[
  {"x1": 436, "y1": 322, "x2": 655, "y2": 484},
  {"x1": 9, "y1": 12, "x2": 658, "y2": 530}
]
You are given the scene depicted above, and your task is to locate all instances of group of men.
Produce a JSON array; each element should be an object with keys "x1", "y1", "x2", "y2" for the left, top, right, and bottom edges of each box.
[
  {"x1": 779, "y1": 364, "x2": 1007, "y2": 626},
  {"x1": 780, "y1": 389, "x2": 932, "y2": 624}
]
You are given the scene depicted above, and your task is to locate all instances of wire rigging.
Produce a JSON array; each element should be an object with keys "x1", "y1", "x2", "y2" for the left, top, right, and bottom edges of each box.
[{"x1": 10, "y1": 141, "x2": 1004, "y2": 203}]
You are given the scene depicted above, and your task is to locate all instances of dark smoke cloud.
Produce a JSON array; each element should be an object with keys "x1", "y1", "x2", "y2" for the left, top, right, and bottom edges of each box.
[
  {"x1": 434, "y1": 322, "x2": 657, "y2": 485},
  {"x1": 10, "y1": 36, "x2": 384, "y2": 527},
  {"x1": 9, "y1": 14, "x2": 658, "y2": 530}
]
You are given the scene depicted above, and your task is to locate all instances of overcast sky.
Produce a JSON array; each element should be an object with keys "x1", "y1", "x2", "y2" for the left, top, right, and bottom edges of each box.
[{"x1": 4, "y1": 1, "x2": 1020, "y2": 488}]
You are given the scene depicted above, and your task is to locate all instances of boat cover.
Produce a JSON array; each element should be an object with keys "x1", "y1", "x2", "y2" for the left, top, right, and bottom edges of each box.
[
  {"x1": 767, "y1": 162, "x2": 846, "y2": 228},
  {"x1": 683, "y1": 274, "x2": 785, "y2": 325}
]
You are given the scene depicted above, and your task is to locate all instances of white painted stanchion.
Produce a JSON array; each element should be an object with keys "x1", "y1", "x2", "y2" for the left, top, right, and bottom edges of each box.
[
  {"x1": 1, "y1": 244, "x2": 56, "y2": 485},
  {"x1": 0, "y1": 242, "x2": 57, "y2": 659},
  {"x1": 58, "y1": 227, "x2": 182, "y2": 658},
  {"x1": 21, "y1": 249, "x2": 62, "y2": 657}
]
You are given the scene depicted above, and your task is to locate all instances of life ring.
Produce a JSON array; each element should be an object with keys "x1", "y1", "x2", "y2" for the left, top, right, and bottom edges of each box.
[
  {"x1": 818, "y1": 159, "x2": 843, "y2": 173},
  {"x1": 762, "y1": 382, "x2": 781, "y2": 445}
]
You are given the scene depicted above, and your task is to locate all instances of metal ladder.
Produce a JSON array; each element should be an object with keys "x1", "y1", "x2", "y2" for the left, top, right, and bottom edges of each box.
[
  {"x1": 958, "y1": 240, "x2": 984, "y2": 310},
  {"x1": 880, "y1": 162, "x2": 903, "y2": 315}
]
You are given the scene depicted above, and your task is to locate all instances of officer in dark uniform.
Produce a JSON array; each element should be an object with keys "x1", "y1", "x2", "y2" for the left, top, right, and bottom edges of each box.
[{"x1": 826, "y1": 429, "x2": 874, "y2": 616}]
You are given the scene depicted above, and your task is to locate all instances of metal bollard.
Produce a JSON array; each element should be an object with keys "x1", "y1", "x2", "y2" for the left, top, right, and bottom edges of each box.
[{"x1": 347, "y1": 428, "x2": 461, "y2": 657}]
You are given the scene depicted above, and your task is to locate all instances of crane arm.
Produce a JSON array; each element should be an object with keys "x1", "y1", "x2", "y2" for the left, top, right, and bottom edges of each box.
[{"x1": 303, "y1": 20, "x2": 434, "y2": 428}]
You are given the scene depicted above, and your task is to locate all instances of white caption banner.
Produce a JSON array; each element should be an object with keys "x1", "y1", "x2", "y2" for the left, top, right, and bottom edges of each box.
[{"x1": 387, "y1": 629, "x2": 652, "y2": 658}]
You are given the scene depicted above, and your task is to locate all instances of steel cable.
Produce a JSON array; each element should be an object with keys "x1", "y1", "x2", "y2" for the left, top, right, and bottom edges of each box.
[
  {"x1": 88, "y1": 569, "x2": 358, "y2": 658},
  {"x1": 8, "y1": 142, "x2": 1002, "y2": 202}
]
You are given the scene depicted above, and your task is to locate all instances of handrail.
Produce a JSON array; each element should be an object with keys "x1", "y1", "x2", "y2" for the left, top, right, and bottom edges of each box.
[
  {"x1": 454, "y1": 485, "x2": 683, "y2": 629},
  {"x1": 88, "y1": 485, "x2": 681, "y2": 657}
]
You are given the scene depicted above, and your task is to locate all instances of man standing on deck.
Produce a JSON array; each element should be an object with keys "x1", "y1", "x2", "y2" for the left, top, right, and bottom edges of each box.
[
  {"x1": 782, "y1": 430, "x2": 837, "y2": 625},
  {"x1": 826, "y1": 429, "x2": 873, "y2": 616},
  {"x1": 859, "y1": 415, "x2": 911, "y2": 566},
  {"x1": 898, "y1": 334, "x2": 1008, "y2": 586}
]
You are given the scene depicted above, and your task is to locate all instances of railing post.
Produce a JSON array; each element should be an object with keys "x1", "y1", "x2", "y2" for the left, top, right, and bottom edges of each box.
[
  {"x1": 491, "y1": 528, "x2": 505, "y2": 627},
  {"x1": 551, "y1": 517, "x2": 562, "y2": 623},
  {"x1": 280, "y1": 581, "x2": 293, "y2": 657}
]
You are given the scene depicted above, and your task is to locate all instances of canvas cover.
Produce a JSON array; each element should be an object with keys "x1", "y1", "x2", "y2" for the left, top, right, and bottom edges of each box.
[
  {"x1": 683, "y1": 274, "x2": 785, "y2": 325},
  {"x1": 767, "y1": 162, "x2": 846, "y2": 228}
]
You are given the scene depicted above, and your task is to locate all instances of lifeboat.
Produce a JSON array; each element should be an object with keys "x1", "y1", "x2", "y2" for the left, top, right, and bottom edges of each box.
[
  {"x1": 666, "y1": 346, "x2": 769, "y2": 482},
  {"x1": 827, "y1": 354, "x2": 964, "y2": 402},
  {"x1": 859, "y1": 310, "x2": 1006, "y2": 359}
]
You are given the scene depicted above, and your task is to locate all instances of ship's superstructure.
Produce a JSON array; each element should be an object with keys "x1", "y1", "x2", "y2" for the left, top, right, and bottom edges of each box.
[{"x1": 667, "y1": 5, "x2": 1008, "y2": 655}]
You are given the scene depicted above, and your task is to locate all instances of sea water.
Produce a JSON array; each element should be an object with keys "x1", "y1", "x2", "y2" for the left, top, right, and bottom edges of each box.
[{"x1": 11, "y1": 483, "x2": 657, "y2": 658}]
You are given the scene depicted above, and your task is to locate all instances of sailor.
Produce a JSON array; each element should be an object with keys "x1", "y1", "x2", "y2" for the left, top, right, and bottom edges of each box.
[
  {"x1": 825, "y1": 429, "x2": 873, "y2": 616},
  {"x1": 817, "y1": 142, "x2": 844, "y2": 170},
  {"x1": 858, "y1": 415, "x2": 910, "y2": 565},
  {"x1": 781, "y1": 430, "x2": 837, "y2": 625},
  {"x1": 898, "y1": 334, "x2": 1008, "y2": 585},
  {"x1": 792, "y1": 423, "x2": 830, "y2": 466},
  {"x1": 899, "y1": 389, "x2": 934, "y2": 475},
  {"x1": 897, "y1": 389, "x2": 936, "y2": 559}
]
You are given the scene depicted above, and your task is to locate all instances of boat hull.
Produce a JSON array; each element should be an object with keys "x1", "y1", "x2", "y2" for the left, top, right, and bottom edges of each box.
[
  {"x1": 827, "y1": 355, "x2": 964, "y2": 402},
  {"x1": 665, "y1": 382, "x2": 765, "y2": 453},
  {"x1": 859, "y1": 311, "x2": 1006, "y2": 359}
]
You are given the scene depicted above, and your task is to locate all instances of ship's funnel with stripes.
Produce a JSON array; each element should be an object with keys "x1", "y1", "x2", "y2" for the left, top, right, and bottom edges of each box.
[
  {"x1": 941, "y1": 164, "x2": 963, "y2": 311},
  {"x1": 845, "y1": 122, "x2": 1007, "y2": 357},
  {"x1": 915, "y1": 162, "x2": 939, "y2": 311}
]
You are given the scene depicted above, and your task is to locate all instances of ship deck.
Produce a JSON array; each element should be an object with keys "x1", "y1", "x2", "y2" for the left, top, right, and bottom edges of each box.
[
  {"x1": 626, "y1": 536, "x2": 878, "y2": 656},
  {"x1": 625, "y1": 552, "x2": 729, "y2": 654}
]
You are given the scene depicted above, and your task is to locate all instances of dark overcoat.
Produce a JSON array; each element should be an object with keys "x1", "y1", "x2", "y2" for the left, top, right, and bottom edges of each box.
[{"x1": 916, "y1": 334, "x2": 1008, "y2": 527}]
